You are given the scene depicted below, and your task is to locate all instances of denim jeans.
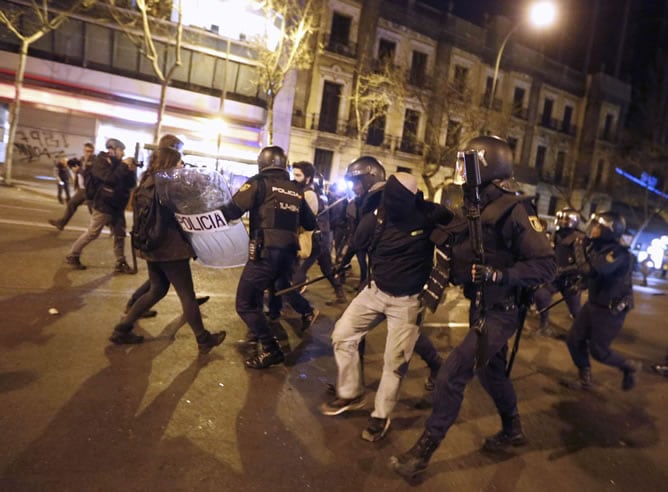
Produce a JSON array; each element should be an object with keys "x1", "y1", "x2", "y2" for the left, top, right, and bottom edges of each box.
[
  {"x1": 332, "y1": 282, "x2": 421, "y2": 419},
  {"x1": 69, "y1": 208, "x2": 126, "y2": 261}
]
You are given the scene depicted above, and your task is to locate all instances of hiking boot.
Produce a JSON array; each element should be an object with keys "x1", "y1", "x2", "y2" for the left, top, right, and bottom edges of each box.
[
  {"x1": 109, "y1": 330, "x2": 144, "y2": 345},
  {"x1": 561, "y1": 366, "x2": 594, "y2": 391},
  {"x1": 482, "y1": 415, "x2": 527, "y2": 453},
  {"x1": 622, "y1": 360, "x2": 642, "y2": 391},
  {"x1": 320, "y1": 394, "x2": 366, "y2": 416},
  {"x1": 114, "y1": 259, "x2": 135, "y2": 274},
  {"x1": 390, "y1": 430, "x2": 440, "y2": 479},
  {"x1": 48, "y1": 219, "x2": 64, "y2": 231},
  {"x1": 361, "y1": 417, "x2": 391, "y2": 442},
  {"x1": 245, "y1": 347, "x2": 285, "y2": 369},
  {"x1": 301, "y1": 309, "x2": 319, "y2": 332},
  {"x1": 198, "y1": 331, "x2": 227, "y2": 355},
  {"x1": 65, "y1": 255, "x2": 86, "y2": 270}
]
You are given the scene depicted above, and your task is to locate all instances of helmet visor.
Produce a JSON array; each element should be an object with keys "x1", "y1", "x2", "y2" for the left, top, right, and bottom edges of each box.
[{"x1": 586, "y1": 214, "x2": 614, "y2": 239}]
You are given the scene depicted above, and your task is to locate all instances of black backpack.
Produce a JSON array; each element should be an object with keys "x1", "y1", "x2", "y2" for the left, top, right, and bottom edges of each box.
[{"x1": 131, "y1": 186, "x2": 166, "y2": 252}]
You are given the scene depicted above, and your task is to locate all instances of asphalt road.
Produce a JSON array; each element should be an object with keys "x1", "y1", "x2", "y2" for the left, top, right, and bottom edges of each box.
[{"x1": 1, "y1": 182, "x2": 667, "y2": 491}]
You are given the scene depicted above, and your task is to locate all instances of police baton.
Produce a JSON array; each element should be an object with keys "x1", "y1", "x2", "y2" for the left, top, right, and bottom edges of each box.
[
  {"x1": 538, "y1": 296, "x2": 565, "y2": 315},
  {"x1": 274, "y1": 265, "x2": 351, "y2": 296},
  {"x1": 317, "y1": 196, "x2": 347, "y2": 217}
]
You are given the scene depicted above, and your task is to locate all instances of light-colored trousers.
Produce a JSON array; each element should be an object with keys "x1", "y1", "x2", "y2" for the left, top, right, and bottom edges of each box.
[
  {"x1": 332, "y1": 282, "x2": 421, "y2": 419},
  {"x1": 69, "y1": 209, "x2": 126, "y2": 261}
]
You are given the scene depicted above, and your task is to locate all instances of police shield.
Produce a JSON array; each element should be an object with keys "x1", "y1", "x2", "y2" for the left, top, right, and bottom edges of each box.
[{"x1": 155, "y1": 168, "x2": 248, "y2": 268}]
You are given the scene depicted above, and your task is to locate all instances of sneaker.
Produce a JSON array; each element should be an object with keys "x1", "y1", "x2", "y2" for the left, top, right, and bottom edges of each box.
[
  {"x1": 48, "y1": 219, "x2": 64, "y2": 231},
  {"x1": 109, "y1": 330, "x2": 144, "y2": 345},
  {"x1": 198, "y1": 331, "x2": 227, "y2": 355},
  {"x1": 301, "y1": 309, "x2": 319, "y2": 332},
  {"x1": 320, "y1": 394, "x2": 366, "y2": 416},
  {"x1": 361, "y1": 417, "x2": 391, "y2": 442},
  {"x1": 622, "y1": 360, "x2": 642, "y2": 391},
  {"x1": 65, "y1": 255, "x2": 86, "y2": 270},
  {"x1": 114, "y1": 260, "x2": 135, "y2": 274},
  {"x1": 245, "y1": 348, "x2": 285, "y2": 369},
  {"x1": 196, "y1": 295, "x2": 210, "y2": 306}
]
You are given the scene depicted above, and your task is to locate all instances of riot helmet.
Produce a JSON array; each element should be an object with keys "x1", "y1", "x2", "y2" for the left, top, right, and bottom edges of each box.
[
  {"x1": 586, "y1": 211, "x2": 626, "y2": 242},
  {"x1": 453, "y1": 135, "x2": 513, "y2": 186},
  {"x1": 258, "y1": 146, "x2": 288, "y2": 172},
  {"x1": 555, "y1": 208, "x2": 580, "y2": 230},
  {"x1": 345, "y1": 156, "x2": 386, "y2": 194}
]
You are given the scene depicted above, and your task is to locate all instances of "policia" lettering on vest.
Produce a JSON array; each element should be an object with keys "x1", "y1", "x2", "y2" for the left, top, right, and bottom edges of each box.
[
  {"x1": 175, "y1": 210, "x2": 229, "y2": 234},
  {"x1": 272, "y1": 186, "x2": 302, "y2": 198}
]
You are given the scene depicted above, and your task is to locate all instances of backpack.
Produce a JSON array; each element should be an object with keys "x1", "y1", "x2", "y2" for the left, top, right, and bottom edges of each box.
[{"x1": 131, "y1": 186, "x2": 167, "y2": 252}]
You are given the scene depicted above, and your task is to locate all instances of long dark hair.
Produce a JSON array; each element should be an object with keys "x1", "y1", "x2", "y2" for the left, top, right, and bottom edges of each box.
[{"x1": 140, "y1": 147, "x2": 181, "y2": 185}]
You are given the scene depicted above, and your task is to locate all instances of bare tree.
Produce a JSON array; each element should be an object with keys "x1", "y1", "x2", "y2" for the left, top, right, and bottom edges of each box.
[
  {"x1": 348, "y1": 59, "x2": 407, "y2": 155},
  {"x1": 0, "y1": 0, "x2": 95, "y2": 185},
  {"x1": 105, "y1": 0, "x2": 183, "y2": 143},
  {"x1": 250, "y1": 0, "x2": 319, "y2": 144}
]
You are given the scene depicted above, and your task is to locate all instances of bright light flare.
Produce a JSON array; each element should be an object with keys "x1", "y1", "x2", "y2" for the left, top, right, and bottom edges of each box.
[{"x1": 529, "y1": 1, "x2": 557, "y2": 28}]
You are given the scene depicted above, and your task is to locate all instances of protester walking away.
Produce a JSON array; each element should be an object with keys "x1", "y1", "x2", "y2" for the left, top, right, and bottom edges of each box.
[
  {"x1": 320, "y1": 172, "x2": 454, "y2": 442},
  {"x1": 64, "y1": 138, "x2": 136, "y2": 273},
  {"x1": 391, "y1": 136, "x2": 556, "y2": 479},
  {"x1": 122, "y1": 134, "x2": 209, "y2": 319},
  {"x1": 110, "y1": 147, "x2": 226, "y2": 353},
  {"x1": 338, "y1": 156, "x2": 386, "y2": 290},
  {"x1": 292, "y1": 162, "x2": 347, "y2": 304},
  {"x1": 534, "y1": 208, "x2": 586, "y2": 336},
  {"x1": 562, "y1": 210, "x2": 641, "y2": 391},
  {"x1": 49, "y1": 143, "x2": 95, "y2": 231},
  {"x1": 219, "y1": 146, "x2": 316, "y2": 369},
  {"x1": 54, "y1": 156, "x2": 71, "y2": 204}
]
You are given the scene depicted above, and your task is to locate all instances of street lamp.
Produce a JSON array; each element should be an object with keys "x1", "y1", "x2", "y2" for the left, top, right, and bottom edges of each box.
[{"x1": 488, "y1": 1, "x2": 557, "y2": 111}]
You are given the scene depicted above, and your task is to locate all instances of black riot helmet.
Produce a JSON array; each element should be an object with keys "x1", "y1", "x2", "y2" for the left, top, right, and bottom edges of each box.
[
  {"x1": 345, "y1": 156, "x2": 386, "y2": 193},
  {"x1": 257, "y1": 145, "x2": 288, "y2": 172},
  {"x1": 586, "y1": 211, "x2": 626, "y2": 242},
  {"x1": 555, "y1": 207, "x2": 580, "y2": 230},
  {"x1": 454, "y1": 135, "x2": 514, "y2": 186}
]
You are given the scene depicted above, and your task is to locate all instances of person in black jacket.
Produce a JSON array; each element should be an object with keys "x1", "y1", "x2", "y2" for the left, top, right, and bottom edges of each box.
[
  {"x1": 49, "y1": 142, "x2": 95, "y2": 230},
  {"x1": 109, "y1": 147, "x2": 226, "y2": 353},
  {"x1": 220, "y1": 146, "x2": 317, "y2": 369},
  {"x1": 65, "y1": 138, "x2": 136, "y2": 273},
  {"x1": 563, "y1": 211, "x2": 641, "y2": 391},
  {"x1": 391, "y1": 136, "x2": 556, "y2": 479},
  {"x1": 320, "y1": 172, "x2": 454, "y2": 443}
]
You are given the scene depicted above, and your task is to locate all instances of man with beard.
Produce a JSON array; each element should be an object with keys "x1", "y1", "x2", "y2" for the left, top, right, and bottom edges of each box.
[{"x1": 320, "y1": 172, "x2": 453, "y2": 442}]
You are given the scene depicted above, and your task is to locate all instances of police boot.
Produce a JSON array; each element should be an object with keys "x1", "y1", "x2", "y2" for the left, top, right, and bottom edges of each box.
[
  {"x1": 562, "y1": 366, "x2": 593, "y2": 391},
  {"x1": 482, "y1": 414, "x2": 528, "y2": 453},
  {"x1": 245, "y1": 339, "x2": 285, "y2": 369},
  {"x1": 621, "y1": 360, "x2": 641, "y2": 391},
  {"x1": 389, "y1": 430, "x2": 440, "y2": 479}
]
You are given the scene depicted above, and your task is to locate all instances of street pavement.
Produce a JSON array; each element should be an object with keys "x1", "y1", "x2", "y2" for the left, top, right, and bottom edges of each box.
[{"x1": 0, "y1": 178, "x2": 667, "y2": 491}]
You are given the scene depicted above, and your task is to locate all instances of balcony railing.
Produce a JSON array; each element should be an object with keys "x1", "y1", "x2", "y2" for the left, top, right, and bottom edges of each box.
[
  {"x1": 481, "y1": 94, "x2": 502, "y2": 111},
  {"x1": 511, "y1": 106, "x2": 528, "y2": 120},
  {"x1": 324, "y1": 34, "x2": 357, "y2": 58}
]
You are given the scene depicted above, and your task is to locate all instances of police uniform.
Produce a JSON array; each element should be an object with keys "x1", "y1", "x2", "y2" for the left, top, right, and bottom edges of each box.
[
  {"x1": 221, "y1": 147, "x2": 316, "y2": 369},
  {"x1": 566, "y1": 213, "x2": 639, "y2": 390}
]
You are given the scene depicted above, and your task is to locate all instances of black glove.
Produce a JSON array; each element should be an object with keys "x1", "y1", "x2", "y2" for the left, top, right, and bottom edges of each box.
[{"x1": 472, "y1": 264, "x2": 504, "y2": 284}]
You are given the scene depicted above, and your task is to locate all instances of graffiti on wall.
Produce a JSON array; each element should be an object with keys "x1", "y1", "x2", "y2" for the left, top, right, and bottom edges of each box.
[{"x1": 13, "y1": 128, "x2": 71, "y2": 163}]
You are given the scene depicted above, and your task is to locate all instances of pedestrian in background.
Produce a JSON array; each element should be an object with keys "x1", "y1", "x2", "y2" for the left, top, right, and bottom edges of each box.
[
  {"x1": 54, "y1": 156, "x2": 71, "y2": 204},
  {"x1": 110, "y1": 146, "x2": 226, "y2": 354},
  {"x1": 64, "y1": 138, "x2": 135, "y2": 273},
  {"x1": 49, "y1": 142, "x2": 95, "y2": 230}
]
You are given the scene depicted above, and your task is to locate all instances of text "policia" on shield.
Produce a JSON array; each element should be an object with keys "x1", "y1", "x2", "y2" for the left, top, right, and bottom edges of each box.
[{"x1": 174, "y1": 210, "x2": 229, "y2": 234}]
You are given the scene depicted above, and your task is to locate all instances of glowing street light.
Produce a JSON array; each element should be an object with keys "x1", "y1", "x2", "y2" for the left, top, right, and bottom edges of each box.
[{"x1": 488, "y1": 1, "x2": 557, "y2": 111}]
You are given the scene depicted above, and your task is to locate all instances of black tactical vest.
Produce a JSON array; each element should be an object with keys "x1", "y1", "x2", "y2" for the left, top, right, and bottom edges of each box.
[
  {"x1": 306, "y1": 184, "x2": 330, "y2": 233},
  {"x1": 250, "y1": 174, "x2": 303, "y2": 249},
  {"x1": 554, "y1": 229, "x2": 584, "y2": 269}
]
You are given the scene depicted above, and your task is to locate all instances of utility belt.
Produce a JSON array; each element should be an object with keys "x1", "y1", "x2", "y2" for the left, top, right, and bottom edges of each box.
[
  {"x1": 488, "y1": 297, "x2": 518, "y2": 312},
  {"x1": 592, "y1": 294, "x2": 633, "y2": 315}
]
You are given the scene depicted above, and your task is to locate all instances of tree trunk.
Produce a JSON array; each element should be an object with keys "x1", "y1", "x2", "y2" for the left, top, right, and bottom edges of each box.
[
  {"x1": 3, "y1": 41, "x2": 29, "y2": 186},
  {"x1": 154, "y1": 80, "x2": 168, "y2": 143},
  {"x1": 266, "y1": 93, "x2": 275, "y2": 145}
]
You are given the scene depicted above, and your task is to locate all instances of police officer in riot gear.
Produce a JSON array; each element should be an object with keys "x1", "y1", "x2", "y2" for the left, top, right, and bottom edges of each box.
[
  {"x1": 391, "y1": 136, "x2": 556, "y2": 479},
  {"x1": 534, "y1": 208, "x2": 586, "y2": 335},
  {"x1": 564, "y1": 211, "x2": 641, "y2": 390},
  {"x1": 220, "y1": 146, "x2": 316, "y2": 369},
  {"x1": 340, "y1": 156, "x2": 386, "y2": 288}
]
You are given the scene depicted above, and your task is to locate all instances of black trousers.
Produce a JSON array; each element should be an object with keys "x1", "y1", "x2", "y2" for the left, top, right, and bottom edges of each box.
[{"x1": 237, "y1": 248, "x2": 310, "y2": 348}]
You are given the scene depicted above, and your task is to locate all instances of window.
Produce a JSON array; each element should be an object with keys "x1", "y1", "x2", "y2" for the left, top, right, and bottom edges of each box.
[
  {"x1": 318, "y1": 81, "x2": 342, "y2": 133},
  {"x1": 112, "y1": 31, "x2": 139, "y2": 73},
  {"x1": 330, "y1": 13, "x2": 351, "y2": 46},
  {"x1": 541, "y1": 98, "x2": 554, "y2": 127},
  {"x1": 507, "y1": 137, "x2": 518, "y2": 159},
  {"x1": 453, "y1": 65, "x2": 468, "y2": 95},
  {"x1": 446, "y1": 119, "x2": 461, "y2": 148},
  {"x1": 314, "y1": 149, "x2": 334, "y2": 180},
  {"x1": 86, "y1": 24, "x2": 112, "y2": 66},
  {"x1": 512, "y1": 87, "x2": 526, "y2": 117},
  {"x1": 378, "y1": 38, "x2": 396, "y2": 63},
  {"x1": 555, "y1": 151, "x2": 566, "y2": 184},
  {"x1": 400, "y1": 109, "x2": 420, "y2": 153},
  {"x1": 409, "y1": 51, "x2": 427, "y2": 86},
  {"x1": 482, "y1": 76, "x2": 493, "y2": 107},
  {"x1": 548, "y1": 196, "x2": 559, "y2": 216},
  {"x1": 366, "y1": 114, "x2": 386, "y2": 146},
  {"x1": 595, "y1": 159, "x2": 605, "y2": 185},
  {"x1": 563, "y1": 105, "x2": 573, "y2": 133},
  {"x1": 190, "y1": 52, "x2": 216, "y2": 88},
  {"x1": 602, "y1": 113, "x2": 614, "y2": 140},
  {"x1": 397, "y1": 166, "x2": 412, "y2": 174},
  {"x1": 535, "y1": 145, "x2": 547, "y2": 178}
]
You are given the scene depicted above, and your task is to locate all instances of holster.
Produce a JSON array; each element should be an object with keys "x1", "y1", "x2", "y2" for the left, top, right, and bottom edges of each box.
[{"x1": 420, "y1": 246, "x2": 451, "y2": 313}]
